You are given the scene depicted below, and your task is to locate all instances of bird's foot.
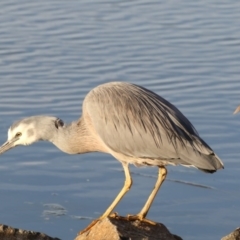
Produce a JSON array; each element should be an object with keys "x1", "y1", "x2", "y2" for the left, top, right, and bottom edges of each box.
[
  {"x1": 79, "y1": 212, "x2": 125, "y2": 235},
  {"x1": 109, "y1": 212, "x2": 120, "y2": 218},
  {"x1": 127, "y1": 214, "x2": 156, "y2": 225},
  {"x1": 110, "y1": 213, "x2": 156, "y2": 225},
  {"x1": 78, "y1": 219, "x2": 100, "y2": 235}
]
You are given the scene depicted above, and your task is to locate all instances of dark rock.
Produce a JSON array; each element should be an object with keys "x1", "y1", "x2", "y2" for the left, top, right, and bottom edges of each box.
[
  {"x1": 0, "y1": 224, "x2": 60, "y2": 240},
  {"x1": 222, "y1": 227, "x2": 240, "y2": 240}
]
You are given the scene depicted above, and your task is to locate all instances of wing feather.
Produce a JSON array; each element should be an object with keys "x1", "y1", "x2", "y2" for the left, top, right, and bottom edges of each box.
[{"x1": 84, "y1": 82, "x2": 223, "y2": 171}]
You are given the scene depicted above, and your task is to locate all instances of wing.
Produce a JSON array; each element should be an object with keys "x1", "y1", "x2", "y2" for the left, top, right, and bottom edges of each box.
[{"x1": 84, "y1": 82, "x2": 223, "y2": 171}]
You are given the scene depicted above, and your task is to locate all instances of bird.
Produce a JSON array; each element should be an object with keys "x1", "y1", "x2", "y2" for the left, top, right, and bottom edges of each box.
[
  {"x1": 0, "y1": 81, "x2": 224, "y2": 233},
  {"x1": 234, "y1": 105, "x2": 240, "y2": 114}
]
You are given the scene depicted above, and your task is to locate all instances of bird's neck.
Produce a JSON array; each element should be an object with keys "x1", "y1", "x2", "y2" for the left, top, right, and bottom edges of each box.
[{"x1": 51, "y1": 118, "x2": 103, "y2": 155}]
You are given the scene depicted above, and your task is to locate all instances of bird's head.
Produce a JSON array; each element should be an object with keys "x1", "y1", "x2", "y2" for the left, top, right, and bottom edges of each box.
[
  {"x1": 0, "y1": 116, "x2": 64, "y2": 155},
  {"x1": 234, "y1": 105, "x2": 240, "y2": 114}
]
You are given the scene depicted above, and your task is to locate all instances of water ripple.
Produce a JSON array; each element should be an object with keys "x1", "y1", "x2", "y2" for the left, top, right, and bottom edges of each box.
[{"x1": 0, "y1": 1, "x2": 239, "y2": 240}]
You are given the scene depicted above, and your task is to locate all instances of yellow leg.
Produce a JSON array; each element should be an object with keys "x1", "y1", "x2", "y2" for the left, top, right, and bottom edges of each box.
[
  {"x1": 128, "y1": 166, "x2": 167, "y2": 223},
  {"x1": 79, "y1": 163, "x2": 132, "y2": 235}
]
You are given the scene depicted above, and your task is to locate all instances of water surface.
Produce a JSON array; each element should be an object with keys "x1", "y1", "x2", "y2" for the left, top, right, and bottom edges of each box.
[{"x1": 0, "y1": 1, "x2": 240, "y2": 240}]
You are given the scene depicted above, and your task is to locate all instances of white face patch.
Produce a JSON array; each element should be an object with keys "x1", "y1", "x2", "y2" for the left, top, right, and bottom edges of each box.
[
  {"x1": 7, "y1": 128, "x2": 12, "y2": 141},
  {"x1": 8, "y1": 123, "x2": 36, "y2": 146}
]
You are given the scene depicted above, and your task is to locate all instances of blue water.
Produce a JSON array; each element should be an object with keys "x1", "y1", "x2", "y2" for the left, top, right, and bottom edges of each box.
[{"x1": 0, "y1": 1, "x2": 240, "y2": 239}]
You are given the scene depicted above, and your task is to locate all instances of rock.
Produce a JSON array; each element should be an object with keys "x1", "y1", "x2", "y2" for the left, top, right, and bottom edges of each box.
[
  {"x1": 75, "y1": 217, "x2": 182, "y2": 240},
  {"x1": 0, "y1": 224, "x2": 60, "y2": 240},
  {"x1": 222, "y1": 227, "x2": 240, "y2": 240}
]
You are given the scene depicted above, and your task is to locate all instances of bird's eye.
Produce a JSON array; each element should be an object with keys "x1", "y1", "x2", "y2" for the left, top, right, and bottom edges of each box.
[
  {"x1": 55, "y1": 118, "x2": 64, "y2": 129},
  {"x1": 15, "y1": 132, "x2": 22, "y2": 138}
]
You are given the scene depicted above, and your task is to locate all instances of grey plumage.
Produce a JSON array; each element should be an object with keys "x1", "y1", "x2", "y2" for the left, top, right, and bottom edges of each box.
[
  {"x1": 85, "y1": 82, "x2": 223, "y2": 172},
  {"x1": 0, "y1": 81, "x2": 224, "y2": 231}
]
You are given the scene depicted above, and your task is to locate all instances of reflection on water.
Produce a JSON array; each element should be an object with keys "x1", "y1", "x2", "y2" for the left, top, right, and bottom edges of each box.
[{"x1": 0, "y1": 1, "x2": 240, "y2": 240}]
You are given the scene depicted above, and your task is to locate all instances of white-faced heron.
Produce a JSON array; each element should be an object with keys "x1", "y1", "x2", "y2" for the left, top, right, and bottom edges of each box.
[
  {"x1": 0, "y1": 82, "x2": 224, "y2": 233},
  {"x1": 234, "y1": 105, "x2": 240, "y2": 114}
]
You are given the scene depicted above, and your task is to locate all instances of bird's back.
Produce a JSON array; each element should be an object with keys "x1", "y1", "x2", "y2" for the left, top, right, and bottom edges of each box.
[{"x1": 83, "y1": 82, "x2": 224, "y2": 172}]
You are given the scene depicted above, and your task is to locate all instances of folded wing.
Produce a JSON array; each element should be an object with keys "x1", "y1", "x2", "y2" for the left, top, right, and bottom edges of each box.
[{"x1": 84, "y1": 82, "x2": 224, "y2": 172}]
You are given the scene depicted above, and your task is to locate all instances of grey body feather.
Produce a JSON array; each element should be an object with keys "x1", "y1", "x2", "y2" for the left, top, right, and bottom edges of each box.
[{"x1": 84, "y1": 82, "x2": 223, "y2": 172}]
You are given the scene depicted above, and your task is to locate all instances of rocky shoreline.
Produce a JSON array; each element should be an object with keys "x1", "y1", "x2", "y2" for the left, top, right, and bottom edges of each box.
[{"x1": 0, "y1": 220, "x2": 239, "y2": 240}]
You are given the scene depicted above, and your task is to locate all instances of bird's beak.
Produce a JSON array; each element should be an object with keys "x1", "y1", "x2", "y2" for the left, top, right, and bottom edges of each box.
[
  {"x1": 233, "y1": 105, "x2": 240, "y2": 114},
  {"x1": 0, "y1": 137, "x2": 18, "y2": 155}
]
